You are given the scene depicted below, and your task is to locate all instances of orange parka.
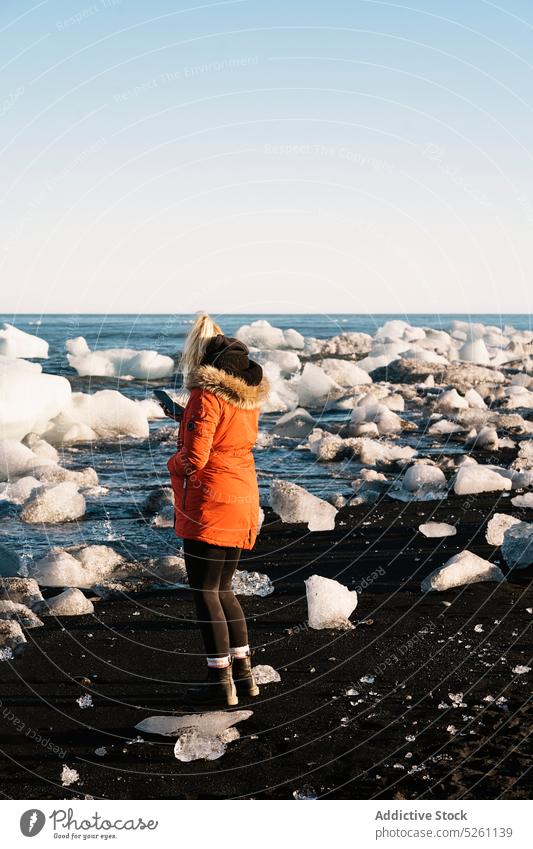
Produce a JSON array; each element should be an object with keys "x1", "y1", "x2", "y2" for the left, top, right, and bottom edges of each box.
[{"x1": 167, "y1": 364, "x2": 269, "y2": 550}]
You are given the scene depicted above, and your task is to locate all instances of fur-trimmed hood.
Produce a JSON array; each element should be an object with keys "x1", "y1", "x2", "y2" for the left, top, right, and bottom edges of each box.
[{"x1": 186, "y1": 364, "x2": 270, "y2": 410}]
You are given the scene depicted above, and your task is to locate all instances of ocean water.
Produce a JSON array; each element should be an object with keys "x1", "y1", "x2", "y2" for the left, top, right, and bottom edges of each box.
[{"x1": 1, "y1": 313, "x2": 530, "y2": 565}]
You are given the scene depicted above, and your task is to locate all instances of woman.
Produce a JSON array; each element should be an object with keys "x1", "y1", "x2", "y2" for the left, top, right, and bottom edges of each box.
[{"x1": 167, "y1": 314, "x2": 269, "y2": 707}]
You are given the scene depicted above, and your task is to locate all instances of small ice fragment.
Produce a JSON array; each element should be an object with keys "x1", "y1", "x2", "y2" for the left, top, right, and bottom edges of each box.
[
  {"x1": 446, "y1": 725, "x2": 457, "y2": 734},
  {"x1": 94, "y1": 747, "x2": 107, "y2": 757},
  {"x1": 448, "y1": 692, "x2": 466, "y2": 707},
  {"x1": 232, "y1": 569, "x2": 274, "y2": 597},
  {"x1": 474, "y1": 624, "x2": 484, "y2": 633},
  {"x1": 252, "y1": 665, "x2": 281, "y2": 684},
  {"x1": 419, "y1": 522, "x2": 456, "y2": 538},
  {"x1": 512, "y1": 665, "x2": 530, "y2": 675},
  {"x1": 405, "y1": 735, "x2": 416, "y2": 742},
  {"x1": 345, "y1": 687, "x2": 359, "y2": 696},
  {"x1": 293, "y1": 786, "x2": 317, "y2": 800},
  {"x1": 360, "y1": 675, "x2": 375, "y2": 684},
  {"x1": 61, "y1": 765, "x2": 80, "y2": 786},
  {"x1": 77, "y1": 694, "x2": 93, "y2": 709}
]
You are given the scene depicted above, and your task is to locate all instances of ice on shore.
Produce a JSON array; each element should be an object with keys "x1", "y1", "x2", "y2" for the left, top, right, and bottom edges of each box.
[
  {"x1": 43, "y1": 389, "x2": 150, "y2": 443},
  {"x1": 421, "y1": 550, "x2": 505, "y2": 592},
  {"x1": 136, "y1": 709, "x2": 253, "y2": 738},
  {"x1": 37, "y1": 587, "x2": 95, "y2": 616},
  {"x1": 511, "y1": 492, "x2": 533, "y2": 509},
  {"x1": 255, "y1": 349, "x2": 301, "y2": 377},
  {"x1": 236, "y1": 319, "x2": 304, "y2": 350},
  {"x1": 66, "y1": 336, "x2": 174, "y2": 380},
  {"x1": 270, "y1": 480, "x2": 337, "y2": 531},
  {"x1": 174, "y1": 728, "x2": 238, "y2": 761},
  {"x1": 303, "y1": 331, "x2": 372, "y2": 358},
  {"x1": 305, "y1": 574, "x2": 358, "y2": 629},
  {"x1": 428, "y1": 418, "x2": 464, "y2": 435},
  {"x1": 501, "y1": 522, "x2": 533, "y2": 569},
  {"x1": 320, "y1": 358, "x2": 372, "y2": 387},
  {"x1": 252, "y1": 665, "x2": 281, "y2": 684},
  {"x1": 272, "y1": 408, "x2": 316, "y2": 438},
  {"x1": 232, "y1": 569, "x2": 274, "y2": 596},
  {"x1": 390, "y1": 462, "x2": 447, "y2": 502},
  {"x1": 453, "y1": 465, "x2": 512, "y2": 496},
  {"x1": 307, "y1": 429, "x2": 415, "y2": 466},
  {"x1": 419, "y1": 522, "x2": 457, "y2": 538},
  {"x1": 351, "y1": 469, "x2": 389, "y2": 504},
  {"x1": 296, "y1": 363, "x2": 343, "y2": 408},
  {"x1": 21, "y1": 481, "x2": 86, "y2": 523},
  {"x1": 0, "y1": 600, "x2": 44, "y2": 628},
  {"x1": 0, "y1": 620, "x2": 27, "y2": 656},
  {"x1": 0, "y1": 323, "x2": 48, "y2": 359},
  {"x1": 435, "y1": 388, "x2": 469, "y2": 413},
  {"x1": 61, "y1": 765, "x2": 80, "y2": 787},
  {"x1": 0, "y1": 439, "x2": 51, "y2": 481},
  {"x1": 458, "y1": 338, "x2": 491, "y2": 365},
  {"x1": 0, "y1": 357, "x2": 71, "y2": 441},
  {"x1": 31, "y1": 545, "x2": 125, "y2": 588},
  {"x1": 485, "y1": 514, "x2": 521, "y2": 546},
  {"x1": 0, "y1": 577, "x2": 44, "y2": 608}
]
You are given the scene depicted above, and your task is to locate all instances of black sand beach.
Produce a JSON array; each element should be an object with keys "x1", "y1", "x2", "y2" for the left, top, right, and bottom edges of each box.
[{"x1": 0, "y1": 493, "x2": 531, "y2": 800}]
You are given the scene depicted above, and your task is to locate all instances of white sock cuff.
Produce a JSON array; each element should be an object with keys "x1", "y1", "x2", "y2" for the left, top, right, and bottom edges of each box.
[
  {"x1": 207, "y1": 656, "x2": 230, "y2": 668},
  {"x1": 230, "y1": 644, "x2": 250, "y2": 659}
]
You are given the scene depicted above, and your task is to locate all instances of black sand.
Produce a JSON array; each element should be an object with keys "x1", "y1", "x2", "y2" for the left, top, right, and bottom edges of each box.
[{"x1": 0, "y1": 494, "x2": 531, "y2": 800}]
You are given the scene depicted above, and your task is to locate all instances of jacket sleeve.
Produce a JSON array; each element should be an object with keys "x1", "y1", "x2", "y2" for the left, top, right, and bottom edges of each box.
[{"x1": 167, "y1": 389, "x2": 221, "y2": 477}]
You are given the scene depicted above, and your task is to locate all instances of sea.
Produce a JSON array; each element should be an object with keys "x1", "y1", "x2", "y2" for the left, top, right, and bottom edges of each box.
[{"x1": 1, "y1": 314, "x2": 530, "y2": 565}]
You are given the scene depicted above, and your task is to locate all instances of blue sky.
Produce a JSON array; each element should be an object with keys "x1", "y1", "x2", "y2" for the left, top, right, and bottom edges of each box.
[{"x1": 1, "y1": 0, "x2": 533, "y2": 313}]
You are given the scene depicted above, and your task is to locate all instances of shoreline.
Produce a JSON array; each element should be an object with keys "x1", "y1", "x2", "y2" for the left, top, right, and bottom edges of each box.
[{"x1": 0, "y1": 494, "x2": 531, "y2": 800}]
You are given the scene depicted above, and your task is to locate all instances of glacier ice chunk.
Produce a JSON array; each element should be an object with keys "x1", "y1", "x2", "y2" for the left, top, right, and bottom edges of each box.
[
  {"x1": 31, "y1": 545, "x2": 125, "y2": 588},
  {"x1": 66, "y1": 336, "x2": 174, "y2": 380},
  {"x1": 453, "y1": 465, "x2": 512, "y2": 496},
  {"x1": 136, "y1": 709, "x2": 253, "y2": 737},
  {"x1": 0, "y1": 601, "x2": 43, "y2": 628},
  {"x1": 272, "y1": 408, "x2": 316, "y2": 438},
  {"x1": 305, "y1": 574, "x2": 358, "y2": 629},
  {"x1": 20, "y1": 481, "x2": 86, "y2": 523},
  {"x1": 485, "y1": 513, "x2": 521, "y2": 546},
  {"x1": 501, "y1": 522, "x2": 533, "y2": 569},
  {"x1": 0, "y1": 357, "x2": 71, "y2": 441},
  {"x1": 421, "y1": 550, "x2": 505, "y2": 592},
  {"x1": 0, "y1": 620, "x2": 27, "y2": 656},
  {"x1": 0, "y1": 577, "x2": 43, "y2": 608},
  {"x1": 0, "y1": 323, "x2": 48, "y2": 359},
  {"x1": 270, "y1": 480, "x2": 337, "y2": 531},
  {"x1": 37, "y1": 587, "x2": 94, "y2": 616}
]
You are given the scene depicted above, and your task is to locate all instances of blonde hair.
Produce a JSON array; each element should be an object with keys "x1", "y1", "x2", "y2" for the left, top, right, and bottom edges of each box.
[{"x1": 180, "y1": 312, "x2": 222, "y2": 377}]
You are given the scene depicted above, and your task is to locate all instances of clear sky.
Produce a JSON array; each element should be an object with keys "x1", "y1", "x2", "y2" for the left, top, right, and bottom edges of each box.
[{"x1": 1, "y1": 0, "x2": 532, "y2": 314}]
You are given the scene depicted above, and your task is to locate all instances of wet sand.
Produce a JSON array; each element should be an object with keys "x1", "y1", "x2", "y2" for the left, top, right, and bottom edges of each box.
[{"x1": 0, "y1": 493, "x2": 531, "y2": 800}]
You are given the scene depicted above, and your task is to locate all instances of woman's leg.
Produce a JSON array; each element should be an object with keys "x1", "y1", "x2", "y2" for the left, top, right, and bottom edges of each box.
[
  {"x1": 219, "y1": 548, "x2": 249, "y2": 653},
  {"x1": 183, "y1": 539, "x2": 229, "y2": 660}
]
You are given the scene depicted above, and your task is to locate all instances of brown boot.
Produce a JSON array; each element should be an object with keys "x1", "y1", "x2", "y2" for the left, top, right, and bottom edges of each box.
[
  {"x1": 232, "y1": 655, "x2": 260, "y2": 698},
  {"x1": 183, "y1": 665, "x2": 238, "y2": 707}
]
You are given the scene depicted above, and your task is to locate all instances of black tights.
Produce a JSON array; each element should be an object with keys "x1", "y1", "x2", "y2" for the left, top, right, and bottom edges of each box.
[{"x1": 183, "y1": 538, "x2": 249, "y2": 658}]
